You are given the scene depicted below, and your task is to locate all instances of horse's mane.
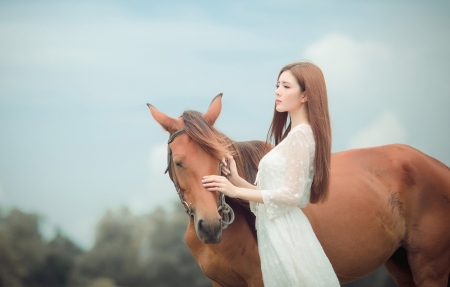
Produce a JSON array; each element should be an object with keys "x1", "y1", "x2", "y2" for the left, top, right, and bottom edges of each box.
[{"x1": 182, "y1": 110, "x2": 272, "y2": 239}]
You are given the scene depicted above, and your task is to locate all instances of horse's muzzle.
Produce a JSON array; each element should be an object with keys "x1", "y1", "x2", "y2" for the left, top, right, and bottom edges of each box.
[{"x1": 196, "y1": 217, "x2": 222, "y2": 244}]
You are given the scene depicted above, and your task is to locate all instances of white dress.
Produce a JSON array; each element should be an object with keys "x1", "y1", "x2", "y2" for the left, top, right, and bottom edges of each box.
[{"x1": 250, "y1": 124, "x2": 340, "y2": 287}]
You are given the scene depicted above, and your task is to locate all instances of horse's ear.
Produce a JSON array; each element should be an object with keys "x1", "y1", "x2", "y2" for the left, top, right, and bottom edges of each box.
[
  {"x1": 203, "y1": 93, "x2": 222, "y2": 126},
  {"x1": 147, "y1": 104, "x2": 178, "y2": 133}
]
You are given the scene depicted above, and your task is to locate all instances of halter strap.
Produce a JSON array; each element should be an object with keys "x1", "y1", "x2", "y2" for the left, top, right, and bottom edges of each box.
[
  {"x1": 168, "y1": 129, "x2": 186, "y2": 144},
  {"x1": 164, "y1": 129, "x2": 186, "y2": 174}
]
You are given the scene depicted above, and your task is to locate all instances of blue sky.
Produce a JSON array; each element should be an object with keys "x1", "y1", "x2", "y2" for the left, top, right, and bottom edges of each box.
[{"x1": 1, "y1": 0, "x2": 449, "y2": 248}]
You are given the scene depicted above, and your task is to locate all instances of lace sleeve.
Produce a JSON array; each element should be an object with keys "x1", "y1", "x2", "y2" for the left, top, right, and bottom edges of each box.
[
  {"x1": 250, "y1": 171, "x2": 260, "y2": 216},
  {"x1": 260, "y1": 128, "x2": 313, "y2": 219}
]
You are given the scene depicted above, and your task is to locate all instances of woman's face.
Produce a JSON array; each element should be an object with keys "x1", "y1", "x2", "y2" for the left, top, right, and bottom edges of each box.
[{"x1": 275, "y1": 70, "x2": 306, "y2": 113}]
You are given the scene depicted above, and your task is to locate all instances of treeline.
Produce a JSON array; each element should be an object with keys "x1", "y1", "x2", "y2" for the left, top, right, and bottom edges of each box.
[
  {"x1": 0, "y1": 204, "x2": 395, "y2": 287},
  {"x1": 0, "y1": 204, "x2": 210, "y2": 287},
  {"x1": 0, "y1": 208, "x2": 82, "y2": 287}
]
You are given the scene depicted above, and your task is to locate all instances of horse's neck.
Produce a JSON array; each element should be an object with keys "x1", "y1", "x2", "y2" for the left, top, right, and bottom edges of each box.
[{"x1": 228, "y1": 199, "x2": 257, "y2": 240}]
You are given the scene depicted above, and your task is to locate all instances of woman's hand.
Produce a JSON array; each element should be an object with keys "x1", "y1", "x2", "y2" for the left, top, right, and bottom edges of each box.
[
  {"x1": 202, "y1": 175, "x2": 240, "y2": 198},
  {"x1": 221, "y1": 154, "x2": 241, "y2": 186}
]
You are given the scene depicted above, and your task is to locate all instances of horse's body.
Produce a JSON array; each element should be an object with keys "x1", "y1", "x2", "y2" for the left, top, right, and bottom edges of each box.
[
  {"x1": 148, "y1": 95, "x2": 450, "y2": 287},
  {"x1": 306, "y1": 144, "x2": 450, "y2": 286}
]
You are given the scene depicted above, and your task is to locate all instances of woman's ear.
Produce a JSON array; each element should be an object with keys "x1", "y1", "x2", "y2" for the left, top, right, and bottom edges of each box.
[{"x1": 301, "y1": 91, "x2": 307, "y2": 103}]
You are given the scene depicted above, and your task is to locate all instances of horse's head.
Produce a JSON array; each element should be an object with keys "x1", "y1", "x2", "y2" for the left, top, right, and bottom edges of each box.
[{"x1": 148, "y1": 94, "x2": 230, "y2": 244}]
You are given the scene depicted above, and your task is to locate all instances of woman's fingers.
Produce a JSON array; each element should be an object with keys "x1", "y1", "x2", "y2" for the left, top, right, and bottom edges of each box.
[
  {"x1": 218, "y1": 154, "x2": 235, "y2": 177},
  {"x1": 202, "y1": 176, "x2": 225, "y2": 185},
  {"x1": 203, "y1": 181, "x2": 223, "y2": 191},
  {"x1": 202, "y1": 175, "x2": 221, "y2": 181},
  {"x1": 202, "y1": 175, "x2": 236, "y2": 197},
  {"x1": 202, "y1": 182, "x2": 220, "y2": 187},
  {"x1": 202, "y1": 175, "x2": 227, "y2": 191},
  {"x1": 221, "y1": 167, "x2": 230, "y2": 175}
]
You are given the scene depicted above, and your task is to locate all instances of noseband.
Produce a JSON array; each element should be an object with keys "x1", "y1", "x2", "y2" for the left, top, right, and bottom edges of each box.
[{"x1": 165, "y1": 129, "x2": 235, "y2": 229}]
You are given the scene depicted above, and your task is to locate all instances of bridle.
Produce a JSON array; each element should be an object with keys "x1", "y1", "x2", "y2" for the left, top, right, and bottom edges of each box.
[{"x1": 165, "y1": 129, "x2": 235, "y2": 229}]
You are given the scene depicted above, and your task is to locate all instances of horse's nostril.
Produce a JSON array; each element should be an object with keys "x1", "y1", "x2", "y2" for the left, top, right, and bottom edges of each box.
[{"x1": 198, "y1": 219, "x2": 204, "y2": 231}]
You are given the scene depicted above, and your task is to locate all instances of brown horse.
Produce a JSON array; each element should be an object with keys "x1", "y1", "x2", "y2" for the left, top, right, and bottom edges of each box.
[{"x1": 148, "y1": 94, "x2": 450, "y2": 287}]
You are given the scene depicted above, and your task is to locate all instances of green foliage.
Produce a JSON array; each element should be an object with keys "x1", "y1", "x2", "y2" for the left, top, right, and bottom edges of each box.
[
  {"x1": 0, "y1": 208, "x2": 82, "y2": 287},
  {"x1": 68, "y1": 204, "x2": 211, "y2": 287},
  {"x1": 0, "y1": 208, "x2": 46, "y2": 287},
  {"x1": 26, "y1": 232, "x2": 83, "y2": 287}
]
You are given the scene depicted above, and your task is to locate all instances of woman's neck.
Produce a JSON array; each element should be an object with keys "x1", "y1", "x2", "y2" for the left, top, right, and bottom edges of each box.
[{"x1": 289, "y1": 104, "x2": 310, "y2": 128}]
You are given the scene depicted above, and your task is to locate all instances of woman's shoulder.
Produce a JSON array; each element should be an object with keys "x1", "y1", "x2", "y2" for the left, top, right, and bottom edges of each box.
[
  {"x1": 288, "y1": 124, "x2": 315, "y2": 144},
  {"x1": 290, "y1": 123, "x2": 312, "y2": 135}
]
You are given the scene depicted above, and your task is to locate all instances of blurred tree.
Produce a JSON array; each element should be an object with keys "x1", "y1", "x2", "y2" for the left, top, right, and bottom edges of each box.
[
  {"x1": 0, "y1": 208, "x2": 46, "y2": 287},
  {"x1": 25, "y1": 231, "x2": 83, "y2": 287},
  {"x1": 69, "y1": 204, "x2": 211, "y2": 287},
  {"x1": 0, "y1": 208, "x2": 82, "y2": 287},
  {"x1": 136, "y1": 205, "x2": 211, "y2": 287},
  {"x1": 69, "y1": 207, "x2": 140, "y2": 286}
]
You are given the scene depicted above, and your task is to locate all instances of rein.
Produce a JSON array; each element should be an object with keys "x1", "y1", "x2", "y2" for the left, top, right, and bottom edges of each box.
[{"x1": 165, "y1": 129, "x2": 235, "y2": 229}]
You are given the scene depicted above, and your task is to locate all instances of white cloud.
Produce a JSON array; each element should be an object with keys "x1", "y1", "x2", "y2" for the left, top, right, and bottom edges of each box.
[
  {"x1": 127, "y1": 195, "x2": 153, "y2": 215},
  {"x1": 149, "y1": 143, "x2": 168, "y2": 174},
  {"x1": 304, "y1": 33, "x2": 391, "y2": 95},
  {"x1": 347, "y1": 111, "x2": 407, "y2": 149},
  {"x1": 141, "y1": 143, "x2": 177, "y2": 215}
]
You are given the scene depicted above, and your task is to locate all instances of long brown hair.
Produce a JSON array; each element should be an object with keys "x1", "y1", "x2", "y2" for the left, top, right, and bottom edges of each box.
[{"x1": 266, "y1": 61, "x2": 331, "y2": 203}]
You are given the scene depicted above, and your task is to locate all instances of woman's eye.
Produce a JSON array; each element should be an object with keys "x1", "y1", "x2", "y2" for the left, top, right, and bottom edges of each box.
[
  {"x1": 275, "y1": 84, "x2": 279, "y2": 88},
  {"x1": 175, "y1": 162, "x2": 183, "y2": 167},
  {"x1": 284, "y1": 85, "x2": 289, "y2": 89}
]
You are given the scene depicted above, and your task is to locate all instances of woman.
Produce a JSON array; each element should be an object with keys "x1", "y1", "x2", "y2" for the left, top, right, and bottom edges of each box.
[{"x1": 202, "y1": 61, "x2": 340, "y2": 286}]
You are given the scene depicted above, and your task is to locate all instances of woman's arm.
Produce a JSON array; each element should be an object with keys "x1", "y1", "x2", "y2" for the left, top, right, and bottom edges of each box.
[
  {"x1": 233, "y1": 176, "x2": 258, "y2": 190},
  {"x1": 236, "y1": 187, "x2": 263, "y2": 203}
]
